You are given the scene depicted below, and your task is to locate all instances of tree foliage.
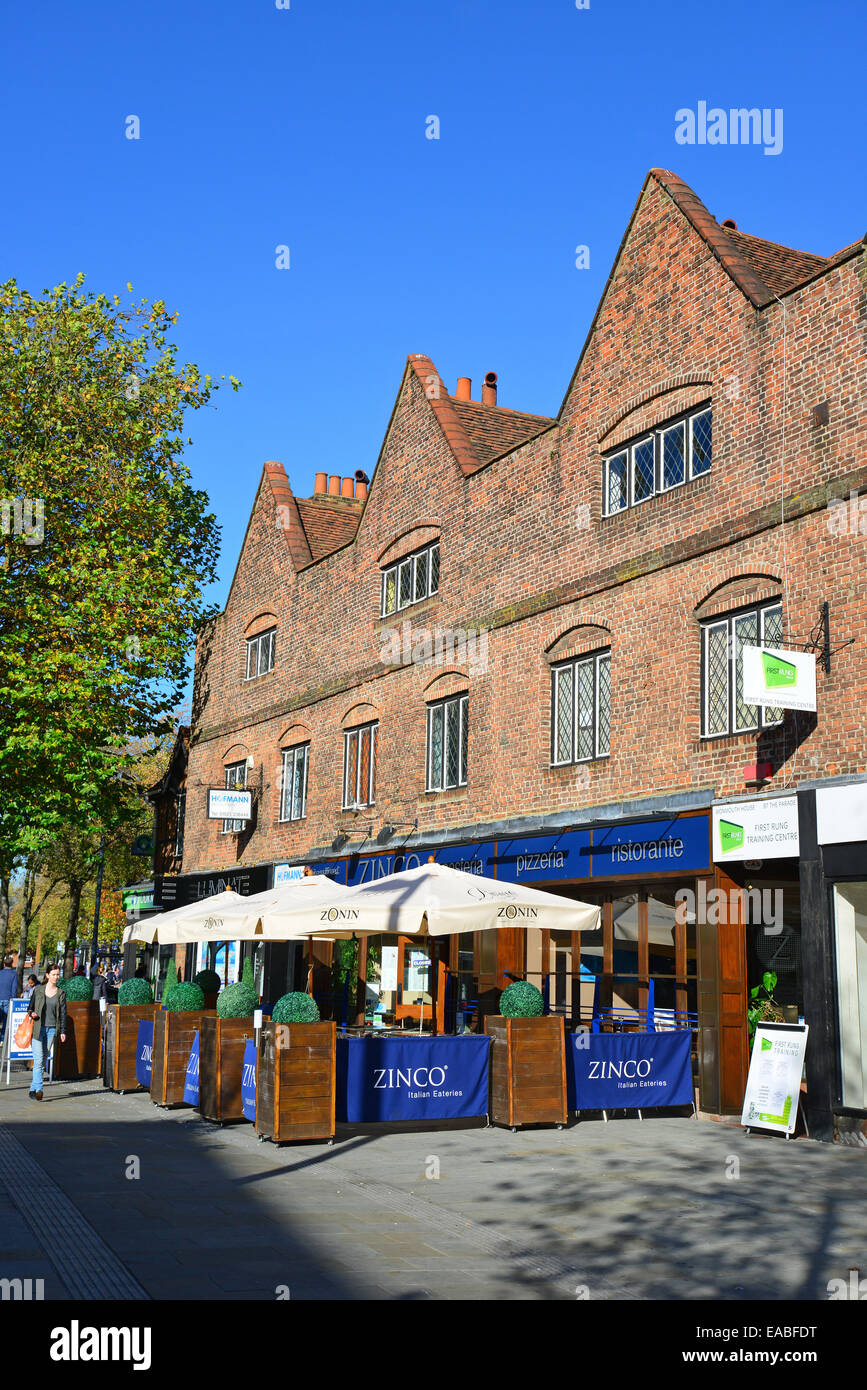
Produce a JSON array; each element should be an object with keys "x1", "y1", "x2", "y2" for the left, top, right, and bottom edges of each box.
[{"x1": 0, "y1": 275, "x2": 236, "y2": 847}]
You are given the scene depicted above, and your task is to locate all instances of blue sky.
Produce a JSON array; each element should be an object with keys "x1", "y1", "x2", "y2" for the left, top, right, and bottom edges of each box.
[{"x1": 4, "y1": 0, "x2": 864, "y2": 621}]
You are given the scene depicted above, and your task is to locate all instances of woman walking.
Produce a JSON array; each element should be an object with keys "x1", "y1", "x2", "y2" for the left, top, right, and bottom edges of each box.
[{"x1": 28, "y1": 966, "x2": 66, "y2": 1100}]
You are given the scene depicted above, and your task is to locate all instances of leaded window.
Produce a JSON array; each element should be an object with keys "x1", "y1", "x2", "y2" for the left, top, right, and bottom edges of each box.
[
  {"x1": 343, "y1": 723, "x2": 377, "y2": 809},
  {"x1": 280, "y1": 744, "x2": 309, "y2": 822},
  {"x1": 551, "y1": 650, "x2": 611, "y2": 765},
  {"x1": 702, "y1": 602, "x2": 784, "y2": 737},
  {"x1": 381, "y1": 541, "x2": 440, "y2": 617},
  {"x1": 245, "y1": 628, "x2": 276, "y2": 680},
  {"x1": 222, "y1": 761, "x2": 247, "y2": 834},
  {"x1": 427, "y1": 694, "x2": 467, "y2": 791},
  {"x1": 602, "y1": 404, "x2": 712, "y2": 516}
]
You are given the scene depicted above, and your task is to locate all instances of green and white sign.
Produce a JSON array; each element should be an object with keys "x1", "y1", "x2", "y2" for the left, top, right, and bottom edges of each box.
[
  {"x1": 741, "y1": 644, "x2": 817, "y2": 712},
  {"x1": 121, "y1": 888, "x2": 154, "y2": 914},
  {"x1": 712, "y1": 796, "x2": 799, "y2": 862},
  {"x1": 741, "y1": 1023, "x2": 808, "y2": 1136}
]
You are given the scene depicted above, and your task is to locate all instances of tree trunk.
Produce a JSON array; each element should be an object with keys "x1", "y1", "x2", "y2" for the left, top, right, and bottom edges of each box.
[
  {"x1": 0, "y1": 873, "x2": 10, "y2": 956},
  {"x1": 16, "y1": 864, "x2": 36, "y2": 992},
  {"x1": 64, "y1": 880, "x2": 83, "y2": 978}
]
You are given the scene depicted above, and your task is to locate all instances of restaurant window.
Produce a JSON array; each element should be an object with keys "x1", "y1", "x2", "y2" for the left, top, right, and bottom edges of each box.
[
  {"x1": 602, "y1": 403, "x2": 712, "y2": 517},
  {"x1": 381, "y1": 541, "x2": 440, "y2": 617},
  {"x1": 280, "y1": 744, "x2": 309, "y2": 822},
  {"x1": 551, "y1": 649, "x2": 610, "y2": 764},
  {"x1": 343, "y1": 723, "x2": 377, "y2": 809},
  {"x1": 222, "y1": 761, "x2": 247, "y2": 834},
  {"x1": 426, "y1": 693, "x2": 467, "y2": 791},
  {"x1": 702, "y1": 601, "x2": 783, "y2": 737},
  {"x1": 246, "y1": 628, "x2": 276, "y2": 680},
  {"x1": 573, "y1": 887, "x2": 696, "y2": 1028},
  {"x1": 832, "y1": 881, "x2": 867, "y2": 1110}
]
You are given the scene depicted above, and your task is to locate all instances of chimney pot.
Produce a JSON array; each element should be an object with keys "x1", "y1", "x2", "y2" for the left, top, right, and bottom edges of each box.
[
  {"x1": 356, "y1": 479, "x2": 368, "y2": 501},
  {"x1": 455, "y1": 377, "x2": 472, "y2": 401},
  {"x1": 721, "y1": 218, "x2": 738, "y2": 230},
  {"x1": 314, "y1": 472, "x2": 327, "y2": 495},
  {"x1": 341, "y1": 476, "x2": 354, "y2": 498},
  {"x1": 328, "y1": 475, "x2": 340, "y2": 496},
  {"x1": 481, "y1": 371, "x2": 498, "y2": 406}
]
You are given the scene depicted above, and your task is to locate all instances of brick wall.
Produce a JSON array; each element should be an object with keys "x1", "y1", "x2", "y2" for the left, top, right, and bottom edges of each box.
[{"x1": 182, "y1": 175, "x2": 866, "y2": 876}]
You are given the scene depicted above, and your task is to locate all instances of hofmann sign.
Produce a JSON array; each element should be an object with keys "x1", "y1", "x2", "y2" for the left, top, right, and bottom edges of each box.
[{"x1": 207, "y1": 788, "x2": 252, "y2": 820}]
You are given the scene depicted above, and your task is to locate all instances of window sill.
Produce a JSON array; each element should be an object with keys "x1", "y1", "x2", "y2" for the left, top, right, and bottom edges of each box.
[
  {"x1": 424, "y1": 785, "x2": 468, "y2": 799},
  {"x1": 376, "y1": 593, "x2": 441, "y2": 628}
]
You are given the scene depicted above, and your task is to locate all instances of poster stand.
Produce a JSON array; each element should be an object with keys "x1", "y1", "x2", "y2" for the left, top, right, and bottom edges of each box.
[{"x1": 741, "y1": 1022, "x2": 809, "y2": 1138}]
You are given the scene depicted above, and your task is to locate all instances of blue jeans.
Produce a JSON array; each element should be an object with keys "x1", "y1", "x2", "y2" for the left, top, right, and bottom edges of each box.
[
  {"x1": 0, "y1": 1000, "x2": 9, "y2": 1043},
  {"x1": 30, "y1": 1028, "x2": 56, "y2": 1092}
]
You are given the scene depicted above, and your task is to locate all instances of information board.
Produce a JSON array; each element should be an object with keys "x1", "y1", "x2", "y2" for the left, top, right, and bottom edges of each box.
[
  {"x1": 4, "y1": 998, "x2": 34, "y2": 1083},
  {"x1": 741, "y1": 1023, "x2": 808, "y2": 1136}
]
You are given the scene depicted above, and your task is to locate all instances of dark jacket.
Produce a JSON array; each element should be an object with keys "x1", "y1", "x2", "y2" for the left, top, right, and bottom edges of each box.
[
  {"x1": 29, "y1": 985, "x2": 67, "y2": 1041},
  {"x1": 91, "y1": 974, "x2": 108, "y2": 1001},
  {"x1": 0, "y1": 967, "x2": 18, "y2": 1002}
]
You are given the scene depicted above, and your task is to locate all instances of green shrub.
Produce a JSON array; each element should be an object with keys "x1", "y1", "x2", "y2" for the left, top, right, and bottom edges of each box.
[
  {"x1": 500, "y1": 980, "x2": 544, "y2": 1018},
  {"x1": 60, "y1": 975, "x2": 94, "y2": 1002},
  {"x1": 217, "y1": 981, "x2": 258, "y2": 1019},
  {"x1": 118, "y1": 978, "x2": 154, "y2": 1006},
  {"x1": 164, "y1": 959, "x2": 178, "y2": 999},
  {"x1": 241, "y1": 957, "x2": 255, "y2": 990},
  {"x1": 194, "y1": 969, "x2": 222, "y2": 993},
  {"x1": 271, "y1": 992, "x2": 320, "y2": 1024},
  {"x1": 163, "y1": 981, "x2": 204, "y2": 1012}
]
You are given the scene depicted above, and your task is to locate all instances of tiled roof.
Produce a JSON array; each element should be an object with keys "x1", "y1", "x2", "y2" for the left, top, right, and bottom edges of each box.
[
  {"x1": 720, "y1": 227, "x2": 829, "y2": 296},
  {"x1": 296, "y1": 496, "x2": 363, "y2": 561},
  {"x1": 449, "y1": 398, "x2": 555, "y2": 466}
]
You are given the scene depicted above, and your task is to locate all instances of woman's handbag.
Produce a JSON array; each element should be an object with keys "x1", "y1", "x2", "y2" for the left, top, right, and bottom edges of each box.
[{"x1": 14, "y1": 1013, "x2": 33, "y2": 1049}]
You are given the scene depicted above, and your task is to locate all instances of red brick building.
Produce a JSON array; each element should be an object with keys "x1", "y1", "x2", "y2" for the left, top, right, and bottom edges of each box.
[{"x1": 153, "y1": 169, "x2": 867, "y2": 1140}]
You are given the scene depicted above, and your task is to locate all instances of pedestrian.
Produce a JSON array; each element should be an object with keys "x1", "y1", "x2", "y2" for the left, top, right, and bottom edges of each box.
[
  {"x1": 90, "y1": 964, "x2": 108, "y2": 1002},
  {"x1": 0, "y1": 955, "x2": 18, "y2": 1044},
  {"x1": 27, "y1": 966, "x2": 67, "y2": 1100},
  {"x1": 23, "y1": 974, "x2": 39, "y2": 1001}
]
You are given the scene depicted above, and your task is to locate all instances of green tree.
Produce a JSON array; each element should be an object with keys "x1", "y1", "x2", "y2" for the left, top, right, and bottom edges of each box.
[{"x1": 0, "y1": 275, "x2": 237, "y2": 847}]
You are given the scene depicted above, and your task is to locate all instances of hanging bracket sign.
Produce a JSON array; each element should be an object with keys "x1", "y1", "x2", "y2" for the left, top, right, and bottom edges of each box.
[
  {"x1": 741, "y1": 645, "x2": 817, "y2": 712},
  {"x1": 207, "y1": 789, "x2": 252, "y2": 821}
]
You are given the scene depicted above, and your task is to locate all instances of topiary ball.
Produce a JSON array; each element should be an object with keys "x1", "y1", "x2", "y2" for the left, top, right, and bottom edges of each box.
[
  {"x1": 217, "y1": 981, "x2": 258, "y2": 1019},
  {"x1": 163, "y1": 982, "x2": 205, "y2": 1012},
  {"x1": 500, "y1": 980, "x2": 545, "y2": 1018},
  {"x1": 60, "y1": 975, "x2": 94, "y2": 1002},
  {"x1": 118, "y1": 978, "x2": 154, "y2": 1006},
  {"x1": 271, "y1": 992, "x2": 320, "y2": 1024},
  {"x1": 194, "y1": 969, "x2": 222, "y2": 993}
]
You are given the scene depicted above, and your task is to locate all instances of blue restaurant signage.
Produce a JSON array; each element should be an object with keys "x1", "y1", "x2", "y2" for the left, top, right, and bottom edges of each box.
[
  {"x1": 135, "y1": 1020, "x2": 154, "y2": 1088},
  {"x1": 567, "y1": 1030, "x2": 694, "y2": 1111},
  {"x1": 241, "y1": 1039, "x2": 257, "y2": 1122},
  {"x1": 294, "y1": 814, "x2": 709, "y2": 888},
  {"x1": 336, "y1": 1035, "x2": 491, "y2": 1122},
  {"x1": 183, "y1": 1032, "x2": 200, "y2": 1106}
]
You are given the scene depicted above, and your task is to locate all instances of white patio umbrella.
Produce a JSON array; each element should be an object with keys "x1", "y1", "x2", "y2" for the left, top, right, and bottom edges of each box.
[
  {"x1": 122, "y1": 888, "x2": 249, "y2": 946},
  {"x1": 253, "y1": 861, "x2": 601, "y2": 939}
]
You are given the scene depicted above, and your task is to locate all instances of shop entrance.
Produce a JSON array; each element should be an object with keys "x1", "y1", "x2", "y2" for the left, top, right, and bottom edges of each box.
[{"x1": 832, "y1": 881, "x2": 867, "y2": 1109}]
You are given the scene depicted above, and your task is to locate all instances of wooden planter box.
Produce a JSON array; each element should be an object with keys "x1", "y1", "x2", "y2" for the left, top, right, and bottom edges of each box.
[
  {"x1": 485, "y1": 1015, "x2": 567, "y2": 1130},
  {"x1": 150, "y1": 1009, "x2": 213, "y2": 1107},
  {"x1": 55, "y1": 1001, "x2": 102, "y2": 1079},
  {"x1": 199, "y1": 1014, "x2": 254, "y2": 1122},
  {"x1": 103, "y1": 1004, "x2": 157, "y2": 1092},
  {"x1": 256, "y1": 1020, "x2": 336, "y2": 1144}
]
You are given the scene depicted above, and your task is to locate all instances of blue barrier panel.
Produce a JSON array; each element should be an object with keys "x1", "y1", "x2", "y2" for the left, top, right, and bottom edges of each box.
[
  {"x1": 135, "y1": 1020, "x2": 154, "y2": 1088},
  {"x1": 336, "y1": 1035, "x2": 491, "y2": 1123},
  {"x1": 567, "y1": 1029, "x2": 693, "y2": 1111},
  {"x1": 183, "y1": 1031, "x2": 200, "y2": 1106},
  {"x1": 241, "y1": 1039, "x2": 257, "y2": 1122}
]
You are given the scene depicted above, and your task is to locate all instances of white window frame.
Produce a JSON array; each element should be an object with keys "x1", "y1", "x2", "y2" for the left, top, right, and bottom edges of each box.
[
  {"x1": 343, "y1": 723, "x2": 377, "y2": 810},
  {"x1": 659, "y1": 419, "x2": 687, "y2": 493},
  {"x1": 604, "y1": 451, "x2": 628, "y2": 516},
  {"x1": 551, "y1": 650, "x2": 611, "y2": 766},
  {"x1": 688, "y1": 408, "x2": 713, "y2": 480},
  {"x1": 629, "y1": 435, "x2": 656, "y2": 508},
  {"x1": 426, "y1": 693, "x2": 468, "y2": 792},
  {"x1": 174, "y1": 791, "x2": 186, "y2": 859},
  {"x1": 245, "y1": 628, "x2": 276, "y2": 680},
  {"x1": 381, "y1": 541, "x2": 440, "y2": 617},
  {"x1": 222, "y1": 761, "x2": 248, "y2": 834},
  {"x1": 701, "y1": 601, "x2": 784, "y2": 739},
  {"x1": 602, "y1": 404, "x2": 712, "y2": 517},
  {"x1": 279, "y1": 744, "x2": 309, "y2": 823}
]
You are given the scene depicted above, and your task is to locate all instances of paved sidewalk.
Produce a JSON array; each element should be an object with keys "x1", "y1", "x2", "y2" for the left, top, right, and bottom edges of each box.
[{"x1": 1, "y1": 1070, "x2": 865, "y2": 1301}]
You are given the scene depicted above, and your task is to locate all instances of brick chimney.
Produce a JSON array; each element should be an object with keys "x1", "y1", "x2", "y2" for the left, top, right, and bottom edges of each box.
[
  {"x1": 455, "y1": 377, "x2": 472, "y2": 401},
  {"x1": 481, "y1": 372, "x2": 498, "y2": 406},
  {"x1": 314, "y1": 472, "x2": 327, "y2": 495}
]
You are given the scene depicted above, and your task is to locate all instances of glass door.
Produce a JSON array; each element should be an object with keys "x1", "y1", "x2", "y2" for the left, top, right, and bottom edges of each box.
[{"x1": 832, "y1": 882, "x2": 867, "y2": 1109}]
